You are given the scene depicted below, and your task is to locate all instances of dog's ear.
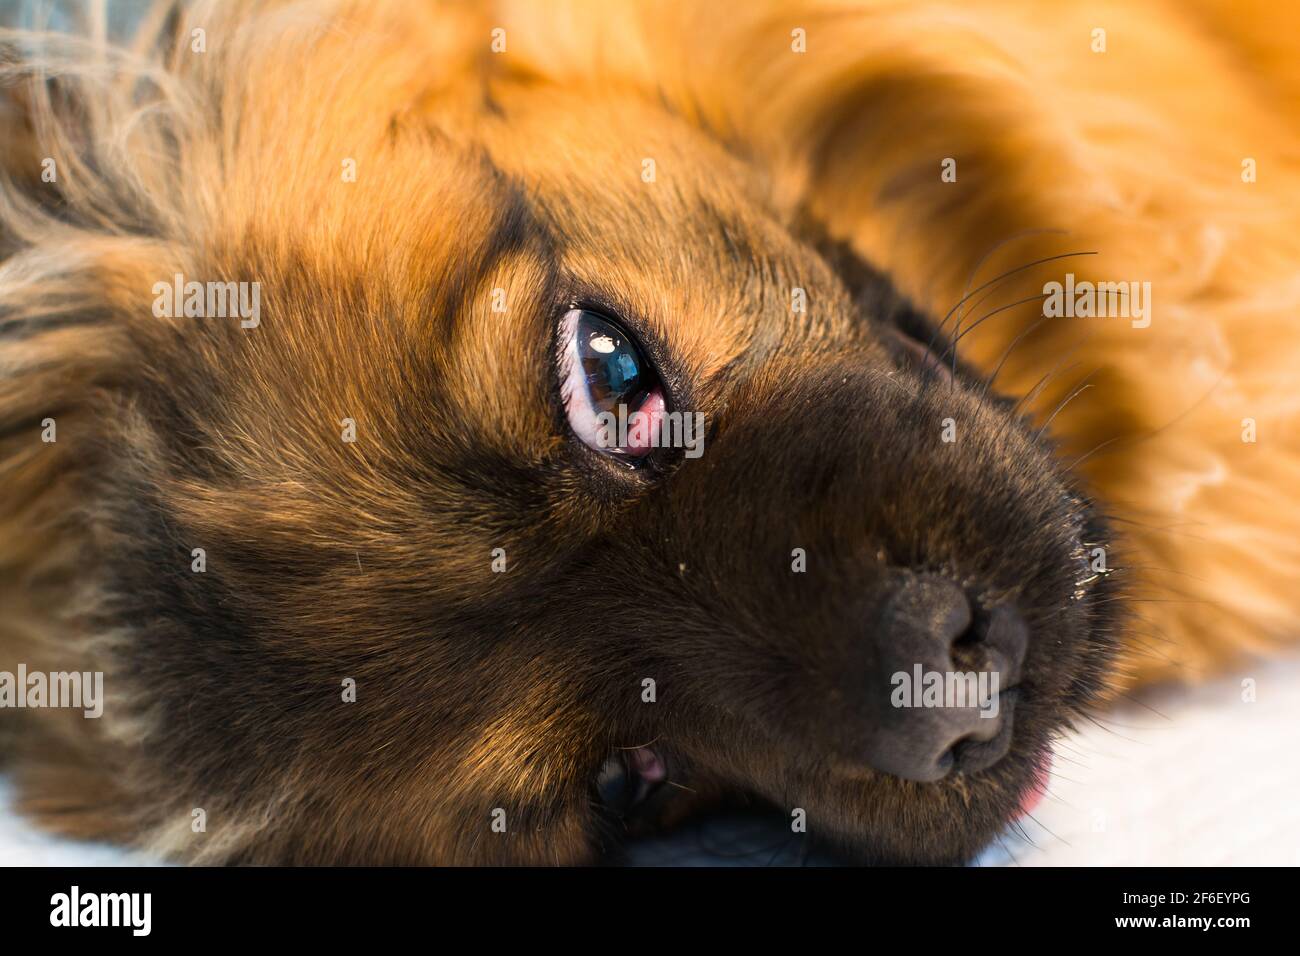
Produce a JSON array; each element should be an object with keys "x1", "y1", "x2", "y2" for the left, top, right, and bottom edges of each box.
[
  {"x1": 0, "y1": 27, "x2": 180, "y2": 843},
  {"x1": 0, "y1": 30, "x2": 176, "y2": 583}
]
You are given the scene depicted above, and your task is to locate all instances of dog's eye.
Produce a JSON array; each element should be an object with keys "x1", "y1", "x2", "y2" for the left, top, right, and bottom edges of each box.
[{"x1": 558, "y1": 309, "x2": 665, "y2": 457}]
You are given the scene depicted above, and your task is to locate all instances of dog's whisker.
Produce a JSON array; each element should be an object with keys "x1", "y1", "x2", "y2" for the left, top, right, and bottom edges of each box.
[
  {"x1": 1043, "y1": 771, "x2": 1086, "y2": 788},
  {"x1": 922, "y1": 249, "x2": 1100, "y2": 377},
  {"x1": 982, "y1": 313, "x2": 1053, "y2": 398},
  {"x1": 1010, "y1": 357, "x2": 1085, "y2": 421},
  {"x1": 1111, "y1": 691, "x2": 1172, "y2": 722},
  {"x1": 935, "y1": 291, "x2": 1051, "y2": 381},
  {"x1": 1008, "y1": 818, "x2": 1038, "y2": 849},
  {"x1": 993, "y1": 832, "x2": 1023, "y2": 865},
  {"x1": 1034, "y1": 371, "x2": 1100, "y2": 441},
  {"x1": 1022, "y1": 812, "x2": 1070, "y2": 849},
  {"x1": 1045, "y1": 749, "x2": 1090, "y2": 771}
]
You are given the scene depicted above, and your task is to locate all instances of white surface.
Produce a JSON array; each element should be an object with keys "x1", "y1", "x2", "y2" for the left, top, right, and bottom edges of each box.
[
  {"x1": 0, "y1": 781, "x2": 156, "y2": 865},
  {"x1": 2, "y1": 656, "x2": 1298, "y2": 865},
  {"x1": 976, "y1": 654, "x2": 1300, "y2": 866}
]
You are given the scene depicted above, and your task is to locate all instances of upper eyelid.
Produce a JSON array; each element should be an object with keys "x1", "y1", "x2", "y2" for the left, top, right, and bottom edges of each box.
[
  {"x1": 556, "y1": 299, "x2": 678, "y2": 415},
  {"x1": 560, "y1": 279, "x2": 661, "y2": 353},
  {"x1": 558, "y1": 302, "x2": 663, "y2": 379},
  {"x1": 557, "y1": 307, "x2": 649, "y2": 407}
]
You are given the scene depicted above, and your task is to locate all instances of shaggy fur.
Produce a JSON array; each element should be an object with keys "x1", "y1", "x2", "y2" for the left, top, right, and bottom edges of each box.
[{"x1": 0, "y1": 0, "x2": 1297, "y2": 864}]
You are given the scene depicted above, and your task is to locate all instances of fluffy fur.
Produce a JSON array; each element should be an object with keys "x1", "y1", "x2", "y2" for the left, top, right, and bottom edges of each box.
[{"x1": 1, "y1": 0, "x2": 1297, "y2": 864}]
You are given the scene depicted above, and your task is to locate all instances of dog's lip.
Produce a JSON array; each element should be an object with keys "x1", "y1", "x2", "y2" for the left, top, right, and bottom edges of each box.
[
  {"x1": 884, "y1": 324, "x2": 954, "y2": 381},
  {"x1": 596, "y1": 746, "x2": 668, "y2": 814},
  {"x1": 1014, "y1": 752, "x2": 1052, "y2": 820}
]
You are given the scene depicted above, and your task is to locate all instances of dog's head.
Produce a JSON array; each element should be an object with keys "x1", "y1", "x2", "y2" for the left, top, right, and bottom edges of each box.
[{"x1": 0, "y1": 3, "x2": 1122, "y2": 863}]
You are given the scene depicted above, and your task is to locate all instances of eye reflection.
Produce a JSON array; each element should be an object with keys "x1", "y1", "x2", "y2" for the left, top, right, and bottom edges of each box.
[{"x1": 559, "y1": 309, "x2": 665, "y2": 456}]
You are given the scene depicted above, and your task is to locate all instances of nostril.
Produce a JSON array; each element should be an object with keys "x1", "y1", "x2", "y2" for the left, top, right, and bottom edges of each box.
[
  {"x1": 863, "y1": 576, "x2": 1026, "y2": 782},
  {"x1": 880, "y1": 575, "x2": 972, "y2": 664},
  {"x1": 935, "y1": 598, "x2": 975, "y2": 655},
  {"x1": 943, "y1": 737, "x2": 984, "y2": 778},
  {"x1": 956, "y1": 603, "x2": 1030, "y2": 685},
  {"x1": 949, "y1": 692, "x2": 1019, "y2": 775},
  {"x1": 949, "y1": 621, "x2": 986, "y2": 672},
  {"x1": 948, "y1": 614, "x2": 982, "y2": 668}
]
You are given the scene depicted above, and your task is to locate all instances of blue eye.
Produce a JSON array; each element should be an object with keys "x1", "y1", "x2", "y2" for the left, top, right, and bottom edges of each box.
[
  {"x1": 570, "y1": 312, "x2": 649, "y2": 409},
  {"x1": 558, "y1": 309, "x2": 665, "y2": 456}
]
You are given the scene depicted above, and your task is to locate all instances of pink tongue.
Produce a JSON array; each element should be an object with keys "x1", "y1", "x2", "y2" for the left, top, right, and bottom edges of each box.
[
  {"x1": 1016, "y1": 755, "x2": 1052, "y2": 819},
  {"x1": 627, "y1": 747, "x2": 667, "y2": 785}
]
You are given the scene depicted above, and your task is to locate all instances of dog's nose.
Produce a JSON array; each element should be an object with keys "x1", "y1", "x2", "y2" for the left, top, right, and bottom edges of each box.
[{"x1": 862, "y1": 575, "x2": 1028, "y2": 783}]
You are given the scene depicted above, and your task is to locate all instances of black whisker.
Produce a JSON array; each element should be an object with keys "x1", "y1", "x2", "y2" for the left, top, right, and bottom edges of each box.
[{"x1": 921, "y1": 249, "x2": 1099, "y2": 389}]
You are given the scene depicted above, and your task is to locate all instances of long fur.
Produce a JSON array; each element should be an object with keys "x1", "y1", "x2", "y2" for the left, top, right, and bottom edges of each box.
[
  {"x1": 1, "y1": 0, "x2": 1298, "y2": 862},
  {"x1": 491, "y1": 0, "x2": 1300, "y2": 684}
]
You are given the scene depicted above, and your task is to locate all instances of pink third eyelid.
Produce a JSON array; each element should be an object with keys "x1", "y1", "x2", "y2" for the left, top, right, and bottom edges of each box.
[{"x1": 621, "y1": 389, "x2": 666, "y2": 455}]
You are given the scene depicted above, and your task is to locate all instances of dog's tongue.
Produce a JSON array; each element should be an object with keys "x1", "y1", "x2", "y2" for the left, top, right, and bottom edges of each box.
[
  {"x1": 1016, "y1": 754, "x2": 1052, "y2": 819},
  {"x1": 627, "y1": 747, "x2": 667, "y2": 785}
]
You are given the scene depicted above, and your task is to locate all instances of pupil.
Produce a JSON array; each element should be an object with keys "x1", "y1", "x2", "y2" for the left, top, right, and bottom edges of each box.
[{"x1": 578, "y1": 313, "x2": 648, "y2": 409}]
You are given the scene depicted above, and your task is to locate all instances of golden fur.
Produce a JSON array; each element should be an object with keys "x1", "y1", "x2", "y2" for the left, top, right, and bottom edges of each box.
[
  {"x1": 490, "y1": 0, "x2": 1300, "y2": 686},
  {"x1": 1, "y1": 0, "x2": 1298, "y2": 862}
]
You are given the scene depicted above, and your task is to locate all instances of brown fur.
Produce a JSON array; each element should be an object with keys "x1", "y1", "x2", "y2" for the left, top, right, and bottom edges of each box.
[{"x1": 1, "y1": 0, "x2": 1298, "y2": 864}]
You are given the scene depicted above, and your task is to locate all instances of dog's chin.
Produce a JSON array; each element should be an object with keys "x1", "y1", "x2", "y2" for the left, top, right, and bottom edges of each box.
[
  {"x1": 598, "y1": 518, "x2": 1116, "y2": 862},
  {"x1": 608, "y1": 722, "x2": 1058, "y2": 865},
  {"x1": 613, "y1": 578, "x2": 1111, "y2": 865},
  {"x1": 1013, "y1": 750, "x2": 1053, "y2": 819},
  {"x1": 801, "y1": 742, "x2": 1057, "y2": 865}
]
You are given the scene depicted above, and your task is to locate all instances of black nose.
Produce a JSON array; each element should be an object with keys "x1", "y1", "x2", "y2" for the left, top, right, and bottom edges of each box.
[{"x1": 862, "y1": 575, "x2": 1028, "y2": 782}]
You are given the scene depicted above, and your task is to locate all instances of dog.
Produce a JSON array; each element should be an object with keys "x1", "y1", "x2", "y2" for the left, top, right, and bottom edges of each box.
[{"x1": 1, "y1": 0, "x2": 1298, "y2": 864}]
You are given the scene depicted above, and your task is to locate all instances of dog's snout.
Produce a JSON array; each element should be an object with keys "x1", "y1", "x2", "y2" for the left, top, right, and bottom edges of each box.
[{"x1": 862, "y1": 576, "x2": 1029, "y2": 783}]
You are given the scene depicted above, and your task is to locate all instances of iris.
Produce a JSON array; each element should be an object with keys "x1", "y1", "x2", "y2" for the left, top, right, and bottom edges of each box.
[{"x1": 573, "y1": 311, "x2": 652, "y2": 413}]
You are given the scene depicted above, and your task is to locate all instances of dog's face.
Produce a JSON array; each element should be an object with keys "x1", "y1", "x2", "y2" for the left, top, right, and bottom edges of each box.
[{"x1": 66, "y1": 71, "x2": 1120, "y2": 866}]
